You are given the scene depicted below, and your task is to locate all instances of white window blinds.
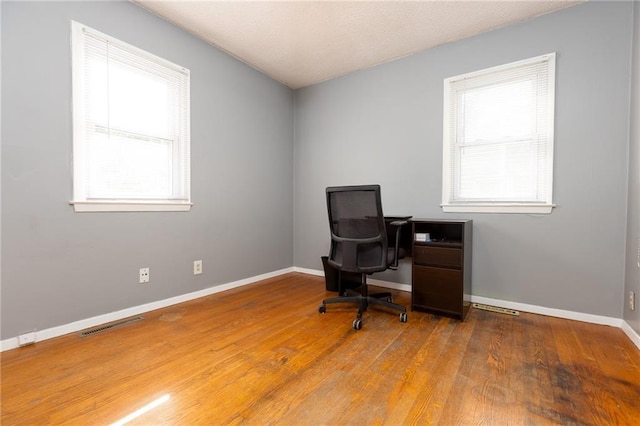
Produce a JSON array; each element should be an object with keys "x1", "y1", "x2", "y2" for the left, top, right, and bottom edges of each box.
[
  {"x1": 442, "y1": 53, "x2": 555, "y2": 214},
  {"x1": 72, "y1": 21, "x2": 191, "y2": 211}
]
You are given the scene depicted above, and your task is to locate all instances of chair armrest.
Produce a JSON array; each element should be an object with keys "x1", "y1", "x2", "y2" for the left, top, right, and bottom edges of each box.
[
  {"x1": 387, "y1": 220, "x2": 408, "y2": 268},
  {"x1": 389, "y1": 220, "x2": 408, "y2": 227}
]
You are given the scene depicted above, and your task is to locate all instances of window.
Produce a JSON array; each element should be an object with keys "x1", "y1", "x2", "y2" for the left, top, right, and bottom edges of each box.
[
  {"x1": 442, "y1": 53, "x2": 556, "y2": 214},
  {"x1": 71, "y1": 22, "x2": 191, "y2": 212}
]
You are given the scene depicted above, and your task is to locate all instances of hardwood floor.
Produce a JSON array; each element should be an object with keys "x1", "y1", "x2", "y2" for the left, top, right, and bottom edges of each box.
[{"x1": 2, "y1": 272, "x2": 639, "y2": 425}]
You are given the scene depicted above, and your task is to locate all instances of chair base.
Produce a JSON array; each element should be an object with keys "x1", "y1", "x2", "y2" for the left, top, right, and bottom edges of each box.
[{"x1": 318, "y1": 280, "x2": 407, "y2": 330}]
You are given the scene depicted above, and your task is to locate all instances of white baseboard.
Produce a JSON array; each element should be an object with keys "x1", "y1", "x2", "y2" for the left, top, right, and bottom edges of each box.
[
  {"x1": 0, "y1": 267, "x2": 295, "y2": 352},
  {"x1": 3, "y1": 268, "x2": 639, "y2": 353},
  {"x1": 470, "y1": 295, "x2": 623, "y2": 327},
  {"x1": 621, "y1": 320, "x2": 640, "y2": 350},
  {"x1": 366, "y1": 277, "x2": 412, "y2": 293},
  {"x1": 293, "y1": 266, "x2": 323, "y2": 277}
]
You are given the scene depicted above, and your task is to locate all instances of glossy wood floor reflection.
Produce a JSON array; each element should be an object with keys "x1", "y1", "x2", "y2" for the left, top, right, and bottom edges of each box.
[{"x1": 2, "y1": 273, "x2": 640, "y2": 425}]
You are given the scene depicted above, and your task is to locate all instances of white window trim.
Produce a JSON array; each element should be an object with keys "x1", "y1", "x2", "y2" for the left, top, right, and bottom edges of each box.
[
  {"x1": 441, "y1": 203, "x2": 554, "y2": 214},
  {"x1": 70, "y1": 21, "x2": 191, "y2": 213},
  {"x1": 69, "y1": 200, "x2": 193, "y2": 213},
  {"x1": 441, "y1": 53, "x2": 556, "y2": 215}
]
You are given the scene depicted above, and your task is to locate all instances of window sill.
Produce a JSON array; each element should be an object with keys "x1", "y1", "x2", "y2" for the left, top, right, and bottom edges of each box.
[
  {"x1": 70, "y1": 200, "x2": 192, "y2": 212},
  {"x1": 441, "y1": 203, "x2": 554, "y2": 214}
]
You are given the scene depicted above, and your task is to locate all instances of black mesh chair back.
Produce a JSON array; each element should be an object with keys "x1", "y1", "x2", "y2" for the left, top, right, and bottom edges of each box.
[{"x1": 326, "y1": 185, "x2": 389, "y2": 273}]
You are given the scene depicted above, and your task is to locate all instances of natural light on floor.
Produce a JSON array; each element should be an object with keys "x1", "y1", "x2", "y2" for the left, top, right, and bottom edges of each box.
[{"x1": 110, "y1": 394, "x2": 170, "y2": 426}]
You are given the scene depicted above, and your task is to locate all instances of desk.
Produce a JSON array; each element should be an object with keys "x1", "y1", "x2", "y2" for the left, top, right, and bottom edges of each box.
[{"x1": 325, "y1": 217, "x2": 472, "y2": 321}]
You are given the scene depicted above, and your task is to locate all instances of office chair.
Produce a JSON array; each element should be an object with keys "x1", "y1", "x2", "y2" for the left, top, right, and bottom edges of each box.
[{"x1": 318, "y1": 185, "x2": 408, "y2": 330}]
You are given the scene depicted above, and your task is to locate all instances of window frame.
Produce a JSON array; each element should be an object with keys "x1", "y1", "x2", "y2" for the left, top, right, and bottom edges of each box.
[
  {"x1": 70, "y1": 21, "x2": 191, "y2": 213},
  {"x1": 441, "y1": 53, "x2": 556, "y2": 214}
]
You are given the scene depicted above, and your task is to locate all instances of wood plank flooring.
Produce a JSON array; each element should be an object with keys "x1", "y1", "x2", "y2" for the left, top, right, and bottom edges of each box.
[{"x1": 2, "y1": 272, "x2": 639, "y2": 425}]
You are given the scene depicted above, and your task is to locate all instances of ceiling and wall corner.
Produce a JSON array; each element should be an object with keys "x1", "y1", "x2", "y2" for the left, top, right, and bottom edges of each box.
[{"x1": 133, "y1": 0, "x2": 584, "y2": 89}]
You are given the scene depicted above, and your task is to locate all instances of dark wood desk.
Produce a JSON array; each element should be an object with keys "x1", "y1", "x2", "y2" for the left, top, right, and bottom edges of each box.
[{"x1": 410, "y1": 219, "x2": 472, "y2": 320}]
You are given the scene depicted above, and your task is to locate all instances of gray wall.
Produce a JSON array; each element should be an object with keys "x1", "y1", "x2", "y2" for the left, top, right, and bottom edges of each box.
[
  {"x1": 625, "y1": 2, "x2": 640, "y2": 334},
  {"x1": 294, "y1": 1, "x2": 633, "y2": 318},
  {"x1": 1, "y1": 1, "x2": 294, "y2": 339}
]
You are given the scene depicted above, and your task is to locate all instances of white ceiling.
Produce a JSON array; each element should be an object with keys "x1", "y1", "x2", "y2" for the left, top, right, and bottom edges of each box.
[{"x1": 134, "y1": 0, "x2": 583, "y2": 89}]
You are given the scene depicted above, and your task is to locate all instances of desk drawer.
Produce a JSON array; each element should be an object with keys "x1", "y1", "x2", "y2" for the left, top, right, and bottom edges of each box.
[
  {"x1": 412, "y1": 265, "x2": 462, "y2": 314},
  {"x1": 413, "y1": 246, "x2": 462, "y2": 268}
]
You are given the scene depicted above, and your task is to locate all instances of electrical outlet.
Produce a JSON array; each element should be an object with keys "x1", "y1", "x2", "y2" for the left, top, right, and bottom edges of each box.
[
  {"x1": 139, "y1": 267, "x2": 150, "y2": 283},
  {"x1": 193, "y1": 260, "x2": 203, "y2": 275},
  {"x1": 18, "y1": 332, "x2": 36, "y2": 346},
  {"x1": 630, "y1": 291, "x2": 636, "y2": 311}
]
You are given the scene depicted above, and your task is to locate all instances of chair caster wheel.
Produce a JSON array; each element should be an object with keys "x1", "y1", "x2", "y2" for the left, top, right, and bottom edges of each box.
[
  {"x1": 353, "y1": 318, "x2": 362, "y2": 330},
  {"x1": 400, "y1": 312, "x2": 407, "y2": 323},
  {"x1": 318, "y1": 305, "x2": 326, "y2": 314}
]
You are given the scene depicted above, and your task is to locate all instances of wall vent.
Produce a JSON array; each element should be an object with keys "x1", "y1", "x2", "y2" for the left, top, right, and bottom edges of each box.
[
  {"x1": 79, "y1": 316, "x2": 143, "y2": 337},
  {"x1": 472, "y1": 303, "x2": 520, "y2": 316}
]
